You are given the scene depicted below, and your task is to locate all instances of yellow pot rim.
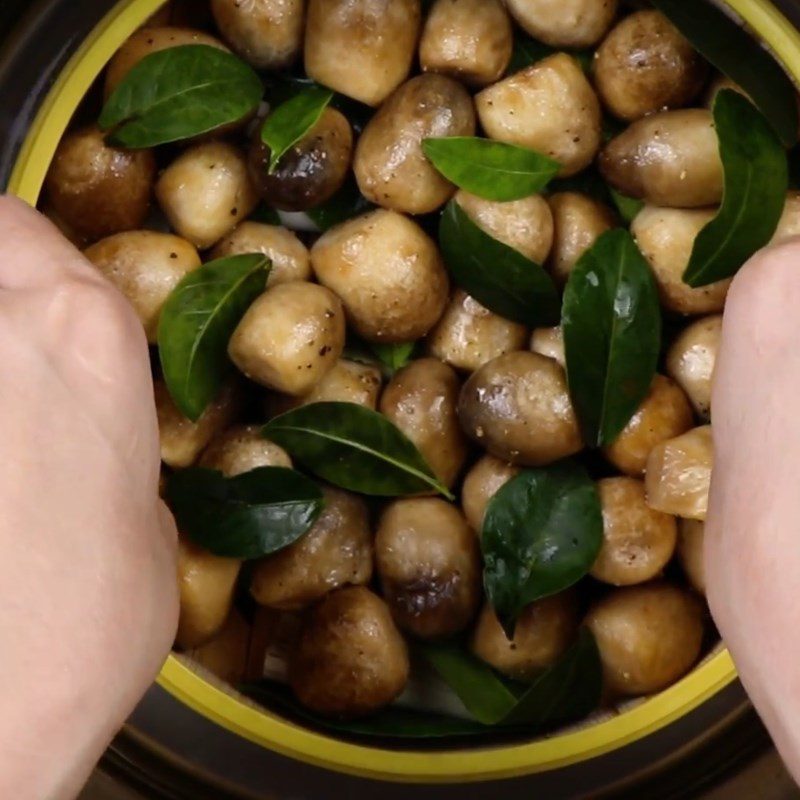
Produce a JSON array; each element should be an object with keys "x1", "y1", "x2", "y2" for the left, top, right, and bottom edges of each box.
[{"x1": 7, "y1": 0, "x2": 796, "y2": 783}]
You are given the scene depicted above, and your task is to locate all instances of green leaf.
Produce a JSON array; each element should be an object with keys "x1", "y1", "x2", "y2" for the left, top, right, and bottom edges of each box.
[
  {"x1": 682, "y1": 90, "x2": 788, "y2": 288},
  {"x1": 264, "y1": 74, "x2": 373, "y2": 135},
  {"x1": 342, "y1": 335, "x2": 416, "y2": 378},
  {"x1": 422, "y1": 137, "x2": 559, "y2": 201},
  {"x1": 496, "y1": 629, "x2": 602, "y2": 728},
  {"x1": 261, "y1": 86, "x2": 334, "y2": 173},
  {"x1": 507, "y1": 34, "x2": 592, "y2": 75},
  {"x1": 609, "y1": 187, "x2": 644, "y2": 224},
  {"x1": 166, "y1": 467, "x2": 324, "y2": 559},
  {"x1": 243, "y1": 634, "x2": 600, "y2": 737},
  {"x1": 651, "y1": 0, "x2": 798, "y2": 147},
  {"x1": 482, "y1": 464, "x2": 603, "y2": 637},
  {"x1": 562, "y1": 229, "x2": 661, "y2": 447},
  {"x1": 421, "y1": 629, "x2": 602, "y2": 728},
  {"x1": 305, "y1": 177, "x2": 373, "y2": 231},
  {"x1": 438, "y1": 200, "x2": 560, "y2": 327},
  {"x1": 240, "y1": 634, "x2": 601, "y2": 737},
  {"x1": 370, "y1": 341, "x2": 416, "y2": 377},
  {"x1": 158, "y1": 254, "x2": 269, "y2": 422},
  {"x1": 263, "y1": 402, "x2": 453, "y2": 499},
  {"x1": 99, "y1": 45, "x2": 263, "y2": 148},
  {"x1": 418, "y1": 644, "x2": 518, "y2": 725}
]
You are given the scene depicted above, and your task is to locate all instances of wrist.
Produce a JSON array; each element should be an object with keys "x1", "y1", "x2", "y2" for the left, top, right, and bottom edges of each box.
[{"x1": 0, "y1": 667, "x2": 113, "y2": 799}]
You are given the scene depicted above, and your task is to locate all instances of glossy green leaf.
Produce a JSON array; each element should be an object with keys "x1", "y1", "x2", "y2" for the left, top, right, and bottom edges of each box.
[
  {"x1": 306, "y1": 177, "x2": 373, "y2": 230},
  {"x1": 422, "y1": 137, "x2": 559, "y2": 201},
  {"x1": 99, "y1": 45, "x2": 263, "y2": 148},
  {"x1": 651, "y1": 0, "x2": 798, "y2": 147},
  {"x1": 342, "y1": 336, "x2": 416, "y2": 378},
  {"x1": 438, "y1": 200, "x2": 560, "y2": 327},
  {"x1": 264, "y1": 75, "x2": 373, "y2": 135},
  {"x1": 158, "y1": 254, "x2": 269, "y2": 421},
  {"x1": 496, "y1": 629, "x2": 602, "y2": 727},
  {"x1": 418, "y1": 644, "x2": 518, "y2": 725},
  {"x1": 482, "y1": 464, "x2": 603, "y2": 637},
  {"x1": 609, "y1": 187, "x2": 644, "y2": 224},
  {"x1": 421, "y1": 629, "x2": 602, "y2": 728},
  {"x1": 166, "y1": 467, "x2": 324, "y2": 559},
  {"x1": 683, "y1": 90, "x2": 788, "y2": 288},
  {"x1": 261, "y1": 86, "x2": 333, "y2": 173},
  {"x1": 241, "y1": 633, "x2": 601, "y2": 737},
  {"x1": 562, "y1": 229, "x2": 661, "y2": 447},
  {"x1": 370, "y1": 341, "x2": 416, "y2": 377},
  {"x1": 263, "y1": 402, "x2": 453, "y2": 499}
]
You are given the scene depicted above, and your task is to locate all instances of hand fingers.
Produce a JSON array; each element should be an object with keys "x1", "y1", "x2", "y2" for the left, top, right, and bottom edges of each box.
[
  {"x1": 158, "y1": 499, "x2": 179, "y2": 549},
  {"x1": 0, "y1": 195, "x2": 102, "y2": 290},
  {"x1": 706, "y1": 238, "x2": 800, "y2": 594},
  {"x1": 705, "y1": 237, "x2": 800, "y2": 777}
]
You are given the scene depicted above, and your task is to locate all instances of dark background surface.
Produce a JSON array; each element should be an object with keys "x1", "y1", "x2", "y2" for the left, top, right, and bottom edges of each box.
[{"x1": 1, "y1": 1, "x2": 799, "y2": 797}]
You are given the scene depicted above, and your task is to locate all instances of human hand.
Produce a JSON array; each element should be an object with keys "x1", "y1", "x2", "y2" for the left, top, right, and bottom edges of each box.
[
  {"x1": 0, "y1": 196, "x2": 178, "y2": 799},
  {"x1": 706, "y1": 237, "x2": 800, "y2": 782}
]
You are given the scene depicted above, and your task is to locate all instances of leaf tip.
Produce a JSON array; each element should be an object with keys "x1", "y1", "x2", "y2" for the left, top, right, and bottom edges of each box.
[
  {"x1": 498, "y1": 612, "x2": 518, "y2": 641},
  {"x1": 174, "y1": 393, "x2": 204, "y2": 424},
  {"x1": 103, "y1": 129, "x2": 125, "y2": 148},
  {"x1": 681, "y1": 265, "x2": 700, "y2": 288}
]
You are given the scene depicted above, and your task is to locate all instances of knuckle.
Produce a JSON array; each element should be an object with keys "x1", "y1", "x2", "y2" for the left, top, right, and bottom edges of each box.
[
  {"x1": 75, "y1": 278, "x2": 138, "y2": 331},
  {"x1": 45, "y1": 277, "x2": 147, "y2": 362}
]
